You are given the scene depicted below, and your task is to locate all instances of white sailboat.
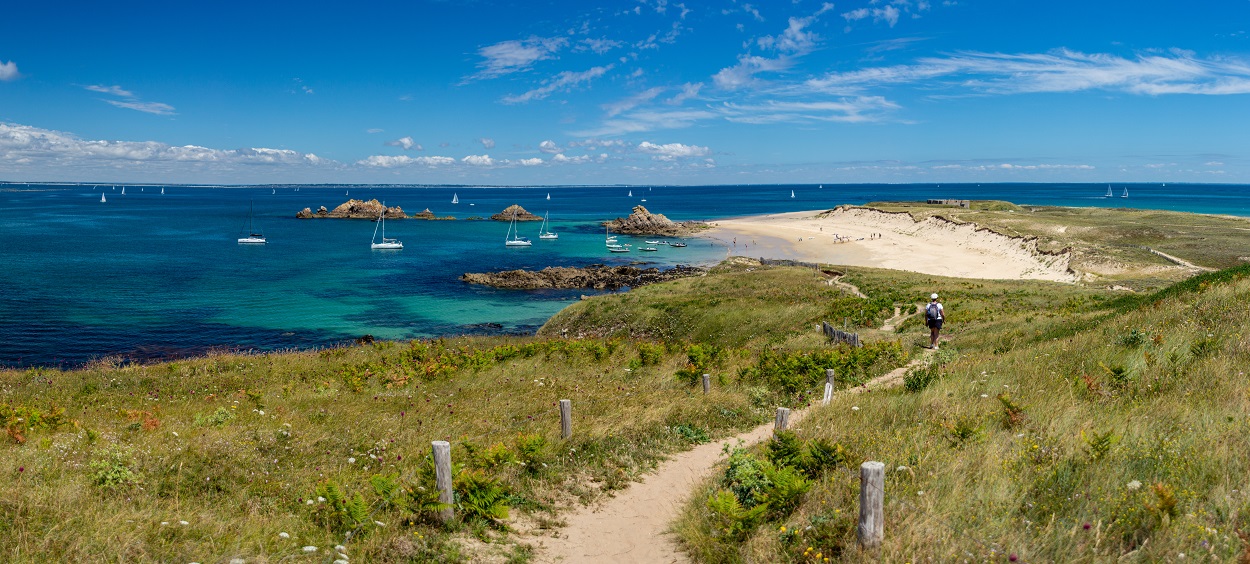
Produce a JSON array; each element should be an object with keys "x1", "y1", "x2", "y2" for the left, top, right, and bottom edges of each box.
[
  {"x1": 790, "y1": 190, "x2": 795, "y2": 198},
  {"x1": 539, "y1": 211, "x2": 558, "y2": 239},
  {"x1": 161, "y1": 187, "x2": 165, "y2": 195},
  {"x1": 371, "y1": 204, "x2": 402, "y2": 249},
  {"x1": 452, "y1": 193, "x2": 459, "y2": 204},
  {"x1": 628, "y1": 190, "x2": 632, "y2": 197},
  {"x1": 1121, "y1": 187, "x2": 1129, "y2": 198},
  {"x1": 1105, "y1": 185, "x2": 1113, "y2": 197},
  {"x1": 237, "y1": 201, "x2": 267, "y2": 244},
  {"x1": 546, "y1": 193, "x2": 551, "y2": 200},
  {"x1": 505, "y1": 208, "x2": 532, "y2": 247},
  {"x1": 100, "y1": 192, "x2": 106, "y2": 203},
  {"x1": 819, "y1": 184, "x2": 823, "y2": 189},
  {"x1": 121, "y1": 186, "x2": 126, "y2": 195},
  {"x1": 272, "y1": 189, "x2": 276, "y2": 194}
]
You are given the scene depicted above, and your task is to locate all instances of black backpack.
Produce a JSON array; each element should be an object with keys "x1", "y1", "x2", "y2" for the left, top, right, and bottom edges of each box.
[{"x1": 926, "y1": 303, "x2": 942, "y2": 322}]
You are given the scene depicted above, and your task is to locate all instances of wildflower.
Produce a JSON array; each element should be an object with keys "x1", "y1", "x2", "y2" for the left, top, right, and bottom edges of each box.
[
  {"x1": 161, "y1": 521, "x2": 169, "y2": 526},
  {"x1": 779, "y1": 525, "x2": 786, "y2": 532},
  {"x1": 335, "y1": 544, "x2": 347, "y2": 552},
  {"x1": 279, "y1": 532, "x2": 290, "y2": 539},
  {"x1": 917, "y1": 491, "x2": 925, "y2": 496},
  {"x1": 179, "y1": 520, "x2": 189, "y2": 525},
  {"x1": 1009, "y1": 555, "x2": 1018, "y2": 562},
  {"x1": 302, "y1": 546, "x2": 318, "y2": 553},
  {"x1": 852, "y1": 406, "x2": 860, "y2": 411},
  {"x1": 171, "y1": 431, "x2": 178, "y2": 437},
  {"x1": 318, "y1": 496, "x2": 326, "y2": 502},
  {"x1": 258, "y1": 410, "x2": 264, "y2": 415},
  {"x1": 374, "y1": 520, "x2": 386, "y2": 527},
  {"x1": 347, "y1": 457, "x2": 356, "y2": 464},
  {"x1": 980, "y1": 394, "x2": 988, "y2": 398},
  {"x1": 305, "y1": 499, "x2": 314, "y2": 505},
  {"x1": 17, "y1": 467, "x2": 23, "y2": 473},
  {"x1": 1083, "y1": 523, "x2": 1091, "y2": 530},
  {"x1": 1127, "y1": 480, "x2": 1142, "y2": 491}
]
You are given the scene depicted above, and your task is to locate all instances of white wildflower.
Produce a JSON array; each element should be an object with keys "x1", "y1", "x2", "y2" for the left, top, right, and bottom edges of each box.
[
  {"x1": 279, "y1": 532, "x2": 290, "y2": 539},
  {"x1": 347, "y1": 457, "x2": 356, "y2": 464},
  {"x1": 160, "y1": 521, "x2": 169, "y2": 526},
  {"x1": 180, "y1": 520, "x2": 189, "y2": 526},
  {"x1": 1127, "y1": 480, "x2": 1142, "y2": 491},
  {"x1": 171, "y1": 431, "x2": 178, "y2": 437},
  {"x1": 980, "y1": 394, "x2": 988, "y2": 398},
  {"x1": 318, "y1": 496, "x2": 326, "y2": 502},
  {"x1": 334, "y1": 544, "x2": 347, "y2": 552},
  {"x1": 917, "y1": 490, "x2": 925, "y2": 496},
  {"x1": 851, "y1": 406, "x2": 860, "y2": 411},
  {"x1": 305, "y1": 499, "x2": 314, "y2": 505},
  {"x1": 302, "y1": 546, "x2": 318, "y2": 552},
  {"x1": 374, "y1": 520, "x2": 385, "y2": 527}
]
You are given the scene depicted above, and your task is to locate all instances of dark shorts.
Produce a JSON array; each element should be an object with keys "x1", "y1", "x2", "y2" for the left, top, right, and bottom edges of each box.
[{"x1": 927, "y1": 319, "x2": 943, "y2": 330}]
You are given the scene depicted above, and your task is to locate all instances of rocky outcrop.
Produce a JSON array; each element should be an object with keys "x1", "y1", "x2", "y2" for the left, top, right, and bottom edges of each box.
[
  {"x1": 603, "y1": 205, "x2": 707, "y2": 236},
  {"x1": 461, "y1": 264, "x2": 706, "y2": 290},
  {"x1": 490, "y1": 204, "x2": 542, "y2": 221},
  {"x1": 296, "y1": 199, "x2": 405, "y2": 219}
]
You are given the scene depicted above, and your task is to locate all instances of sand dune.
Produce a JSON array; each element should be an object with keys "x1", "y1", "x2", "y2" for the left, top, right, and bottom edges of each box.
[{"x1": 702, "y1": 206, "x2": 1077, "y2": 282}]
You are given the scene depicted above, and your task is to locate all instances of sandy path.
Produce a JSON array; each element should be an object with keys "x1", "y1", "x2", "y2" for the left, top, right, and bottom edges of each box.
[
  {"x1": 704, "y1": 208, "x2": 1077, "y2": 282},
  {"x1": 533, "y1": 357, "x2": 927, "y2": 563}
]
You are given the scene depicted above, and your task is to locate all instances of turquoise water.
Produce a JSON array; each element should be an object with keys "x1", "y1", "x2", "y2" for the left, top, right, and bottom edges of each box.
[{"x1": 2, "y1": 182, "x2": 1247, "y2": 367}]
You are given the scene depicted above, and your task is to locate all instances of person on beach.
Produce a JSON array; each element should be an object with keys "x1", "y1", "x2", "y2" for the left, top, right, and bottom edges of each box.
[{"x1": 925, "y1": 293, "x2": 945, "y2": 349}]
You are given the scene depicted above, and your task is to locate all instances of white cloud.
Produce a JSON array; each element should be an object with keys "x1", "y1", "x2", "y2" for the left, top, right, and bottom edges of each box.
[
  {"x1": 0, "y1": 122, "x2": 329, "y2": 168},
  {"x1": 713, "y1": 55, "x2": 793, "y2": 90},
  {"x1": 104, "y1": 100, "x2": 177, "y2": 115},
  {"x1": 1205, "y1": 161, "x2": 1225, "y2": 166},
  {"x1": 552, "y1": 153, "x2": 594, "y2": 164},
  {"x1": 603, "y1": 87, "x2": 665, "y2": 117},
  {"x1": 720, "y1": 97, "x2": 900, "y2": 124},
  {"x1": 0, "y1": 60, "x2": 18, "y2": 81},
  {"x1": 842, "y1": 4, "x2": 901, "y2": 28},
  {"x1": 579, "y1": 38, "x2": 623, "y2": 54},
  {"x1": 502, "y1": 65, "x2": 613, "y2": 103},
  {"x1": 462, "y1": 154, "x2": 495, "y2": 166},
  {"x1": 477, "y1": 137, "x2": 495, "y2": 149},
  {"x1": 516, "y1": 157, "x2": 544, "y2": 166},
  {"x1": 385, "y1": 136, "x2": 422, "y2": 150},
  {"x1": 358, "y1": 155, "x2": 455, "y2": 167},
  {"x1": 366, "y1": 128, "x2": 384, "y2": 134},
  {"x1": 637, "y1": 141, "x2": 711, "y2": 161},
  {"x1": 666, "y1": 82, "x2": 703, "y2": 105},
  {"x1": 472, "y1": 36, "x2": 569, "y2": 79},
  {"x1": 85, "y1": 84, "x2": 133, "y2": 97},
  {"x1": 538, "y1": 140, "x2": 562, "y2": 154},
  {"x1": 573, "y1": 108, "x2": 719, "y2": 136},
  {"x1": 803, "y1": 49, "x2": 1250, "y2": 96}
]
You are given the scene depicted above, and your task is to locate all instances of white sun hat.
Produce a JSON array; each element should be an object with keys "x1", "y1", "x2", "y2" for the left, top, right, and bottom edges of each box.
[{"x1": 931, "y1": 293, "x2": 939, "y2": 299}]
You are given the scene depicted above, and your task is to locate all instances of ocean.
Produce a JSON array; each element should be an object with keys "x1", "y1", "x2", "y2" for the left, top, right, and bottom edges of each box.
[{"x1": 2, "y1": 182, "x2": 1247, "y2": 368}]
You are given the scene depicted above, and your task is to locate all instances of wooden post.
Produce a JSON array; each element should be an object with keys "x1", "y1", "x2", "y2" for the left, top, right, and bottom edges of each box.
[
  {"x1": 858, "y1": 461, "x2": 885, "y2": 548},
  {"x1": 559, "y1": 399, "x2": 572, "y2": 439},
  {"x1": 774, "y1": 407, "x2": 791, "y2": 433},
  {"x1": 825, "y1": 368, "x2": 835, "y2": 385},
  {"x1": 822, "y1": 382, "x2": 834, "y2": 405},
  {"x1": 702, "y1": 373, "x2": 711, "y2": 394},
  {"x1": 431, "y1": 441, "x2": 454, "y2": 523}
]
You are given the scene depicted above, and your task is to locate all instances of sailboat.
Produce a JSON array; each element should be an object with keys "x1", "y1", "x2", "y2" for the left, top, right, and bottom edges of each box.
[
  {"x1": 505, "y1": 208, "x2": 532, "y2": 247},
  {"x1": 546, "y1": 193, "x2": 550, "y2": 201},
  {"x1": 1121, "y1": 187, "x2": 1129, "y2": 198},
  {"x1": 371, "y1": 204, "x2": 402, "y2": 249},
  {"x1": 161, "y1": 187, "x2": 165, "y2": 195},
  {"x1": 1105, "y1": 185, "x2": 1113, "y2": 197},
  {"x1": 100, "y1": 192, "x2": 106, "y2": 203},
  {"x1": 819, "y1": 184, "x2": 823, "y2": 189},
  {"x1": 605, "y1": 226, "x2": 628, "y2": 252},
  {"x1": 539, "y1": 212, "x2": 558, "y2": 239},
  {"x1": 121, "y1": 186, "x2": 126, "y2": 195},
  {"x1": 237, "y1": 201, "x2": 267, "y2": 244},
  {"x1": 272, "y1": 189, "x2": 276, "y2": 195},
  {"x1": 790, "y1": 190, "x2": 795, "y2": 198},
  {"x1": 628, "y1": 190, "x2": 633, "y2": 197},
  {"x1": 451, "y1": 193, "x2": 459, "y2": 204}
]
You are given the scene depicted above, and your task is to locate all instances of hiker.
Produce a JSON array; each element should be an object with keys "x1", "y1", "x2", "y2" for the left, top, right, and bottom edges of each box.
[{"x1": 925, "y1": 293, "x2": 945, "y2": 349}]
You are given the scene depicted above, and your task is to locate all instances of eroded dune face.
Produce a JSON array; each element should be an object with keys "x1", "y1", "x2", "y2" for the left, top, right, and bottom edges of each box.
[{"x1": 707, "y1": 207, "x2": 1078, "y2": 283}]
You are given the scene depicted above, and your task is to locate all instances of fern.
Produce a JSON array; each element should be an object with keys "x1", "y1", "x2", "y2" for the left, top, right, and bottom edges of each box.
[
  {"x1": 312, "y1": 481, "x2": 371, "y2": 535},
  {"x1": 801, "y1": 438, "x2": 847, "y2": 477},
  {"x1": 370, "y1": 473, "x2": 403, "y2": 510},
  {"x1": 706, "y1": 489, "x2": 766, "y2": 541},
  {"x1": 454, "y1": 470, "x2": 510, "y2": 529},
  {"x1": 766, "y1": 431, "x2": 803, "y2": 468}
]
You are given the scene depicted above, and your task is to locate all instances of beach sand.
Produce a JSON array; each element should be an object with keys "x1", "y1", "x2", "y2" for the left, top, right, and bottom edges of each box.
[{"x1": 701, "y1": 207, "x2": 1078, "y2": 282}]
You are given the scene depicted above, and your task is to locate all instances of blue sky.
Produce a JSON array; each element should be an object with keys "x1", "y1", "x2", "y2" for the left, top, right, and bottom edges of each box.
[{"x1": 2, "y1": 0, "x2": 1249, "y2": 185}]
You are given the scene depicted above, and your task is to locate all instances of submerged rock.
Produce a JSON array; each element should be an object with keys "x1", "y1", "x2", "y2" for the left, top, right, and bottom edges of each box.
[
  {"x1": 460, "y1": 264, "x2": 706, "y2": 290},
  {"x1": 490, "y1": 204, "x2": 542, "y2": 221},
  {"x1": 603, "y1": 205, "x2": 707, "y2": 236}
]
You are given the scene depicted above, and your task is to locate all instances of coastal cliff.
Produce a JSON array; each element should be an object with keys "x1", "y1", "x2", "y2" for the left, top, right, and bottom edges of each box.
[
  {"x1": 490, "y1": 204, "x2": 543, "y2": 221},
  {"x1": 603, "y1": 205, "x2": 707, "y2": 236},
  {"x1": 461, "y1": 264, "x2": 706, "y2": 290}
]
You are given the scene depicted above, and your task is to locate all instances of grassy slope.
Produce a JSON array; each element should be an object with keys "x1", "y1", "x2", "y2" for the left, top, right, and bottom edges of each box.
[
  {"x1": 0, "y1": 265, "x2": 910, "y2": 563},
  {"x1": 676, "y1": 264, "x2": 1250, "y2": 562}
]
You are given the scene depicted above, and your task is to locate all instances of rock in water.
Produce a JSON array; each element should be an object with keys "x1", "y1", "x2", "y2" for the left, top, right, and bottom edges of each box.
[
  {"x1": 460, "y1": 264, "x2": 706, "y2": 290},
  {"x1": 296, "y1": 199, "x2": 405, "y2": 219},
  {"x1": 603, "y1": 205, "x2": 707, "y2": 236},
  {"x1": 490, "y1": 204, "x2": 543, "y2": 221}
]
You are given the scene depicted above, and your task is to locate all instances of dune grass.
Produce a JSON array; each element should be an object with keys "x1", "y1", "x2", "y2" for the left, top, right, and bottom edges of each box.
[{"x1": 673, "y1": 263, "x2": 1250, "y2": 562}]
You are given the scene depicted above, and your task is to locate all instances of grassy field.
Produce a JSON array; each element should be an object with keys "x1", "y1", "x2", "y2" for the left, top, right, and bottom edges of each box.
[
  {"x1": 674, "y1": 264, "x2": 1250, "y2": 562},
  {"x1": 0, "y1": 265, "x2": 909, "y2": 563}
]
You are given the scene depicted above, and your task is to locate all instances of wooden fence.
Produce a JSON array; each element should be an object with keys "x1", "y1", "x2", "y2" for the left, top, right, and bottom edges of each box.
[{"x1": 821, "y1": 321, "x2": 861, "y2": 347}]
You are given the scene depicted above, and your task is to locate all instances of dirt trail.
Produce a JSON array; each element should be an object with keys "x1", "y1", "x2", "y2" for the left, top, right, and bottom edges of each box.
[{"x1": 532, "y1": 355, "x2": 929, "y2": 563}]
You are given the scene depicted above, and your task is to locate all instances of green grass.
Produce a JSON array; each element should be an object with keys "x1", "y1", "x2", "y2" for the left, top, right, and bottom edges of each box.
[{"x1": 673, "y1": 263, "x2": 1250, "y2": 562}]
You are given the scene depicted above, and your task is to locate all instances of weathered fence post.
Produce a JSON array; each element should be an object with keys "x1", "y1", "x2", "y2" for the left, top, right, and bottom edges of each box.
[
  {"x1": 431, "y1": 441, "x2": 454, "y2": 523},
  {"x1": 858, "y1": 460, "x2": 885, "y2": 548},
  {"x1": 825, "y1": 368, "x2": 835, "y2": 385},
  {"x1": 702, "y1": 373, "x2": 711, "y2": 394},
  {"x1": 559, "y1": 399, "x2": 572, "y2": 439},
  {"x1": 823, "y1": 369, "x2": 835, "y2": 405},
  {"x1": 774, "y1": 407, "x2": 791, "y2": 433}
]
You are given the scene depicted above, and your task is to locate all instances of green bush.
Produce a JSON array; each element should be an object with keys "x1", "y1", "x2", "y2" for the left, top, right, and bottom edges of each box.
[
  {"x1": 903, "y1": 363, "x2": 941, "y2": 393},
  {"x1": 454, "y1": 470, "x2": 510, "y2": 529},
  {"x1": 89, "y1": 446, "x2": 140, "y2": 489}
]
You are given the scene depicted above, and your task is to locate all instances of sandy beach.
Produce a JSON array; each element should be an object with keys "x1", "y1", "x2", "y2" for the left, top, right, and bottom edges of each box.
[{"x1": 702, "y1": 206, "x2": 1078, "y2": 282}]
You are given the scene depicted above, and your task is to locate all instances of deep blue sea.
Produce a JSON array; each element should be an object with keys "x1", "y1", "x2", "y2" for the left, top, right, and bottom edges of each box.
[{"x1": 3, "y1": 182, "x2": 1248, "y2": 368}]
